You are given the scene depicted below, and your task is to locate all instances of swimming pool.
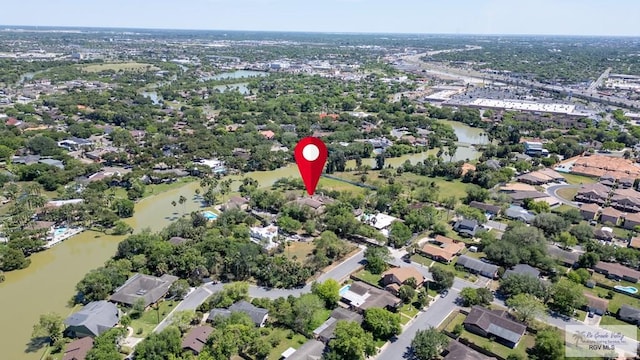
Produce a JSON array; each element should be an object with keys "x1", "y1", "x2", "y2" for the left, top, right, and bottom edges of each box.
[
  {"x1": 614, "y1": 285, "x2": 638, "y2": 294},
  {"x1": 339, "y1": 284, "x2": 351, "y2": 296},
  {"x1": 53, "y1": 227, "x2": 68, "y2": 237},
  {"x1": 202, "y1": 211, "x2": 218, "y2": 220}
]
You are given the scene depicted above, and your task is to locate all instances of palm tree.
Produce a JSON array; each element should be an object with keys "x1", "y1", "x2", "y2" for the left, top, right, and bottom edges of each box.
[{"x1": 178, "y1": 195, "x2": 187, "y2": 213}]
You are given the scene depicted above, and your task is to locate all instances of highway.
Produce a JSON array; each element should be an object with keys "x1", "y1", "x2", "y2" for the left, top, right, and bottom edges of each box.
[{"x1": 399, "y1": 54, "x2": 640, "y2": 110}]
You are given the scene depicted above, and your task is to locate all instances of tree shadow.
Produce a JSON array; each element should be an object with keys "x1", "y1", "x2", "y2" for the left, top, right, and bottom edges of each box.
[{"x1": 25, "y1": 337, "x2": 49, "y2": 353}]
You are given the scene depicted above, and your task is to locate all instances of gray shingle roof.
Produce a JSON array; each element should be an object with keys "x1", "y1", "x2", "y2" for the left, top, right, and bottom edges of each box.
[
  {"x1": 109, "y1": 273, "x2": 178, "y2": 307},
  {"x1": 64, "y1": 301, "x2": 119, "y2": 337},
  {"x1": 208, "y1": 301, "x2": 268, "y2": 327},
  {"x1": 464, "y1": 306, "x2": 526, "y2": 345},
  {"x1": 503, "y1": 264, "x2": 540, "y2": 279},
  {"x1": 456, "y1": 256, "x2": 498, "y2": 276},
  {"x1": 618, "y1": 305, "x2": 640, "y2": 323},
  {"x1": 286, "y1": 339, "x2": 325, "y2": 360}
]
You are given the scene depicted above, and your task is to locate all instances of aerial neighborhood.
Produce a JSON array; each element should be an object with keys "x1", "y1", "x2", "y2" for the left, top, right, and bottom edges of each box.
[{"x1": 2, "y1": 22, "x2": 640, "y2": 360}]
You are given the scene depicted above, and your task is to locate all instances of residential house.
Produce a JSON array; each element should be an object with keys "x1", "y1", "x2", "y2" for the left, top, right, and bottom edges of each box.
[
  {"x1": 584, "y1": 293, "x2": 609, "y2": 316},
  {"x1": 600, "y1": 207, "x2": 624, "y2": 226},
  {"x1": 453, "y1": 218, "x2": 480, "y2": 237},
  {"x1": 418, "y1": 235, "x2": 466, "y2": 264},
  {"x1": 443, "y1": 341, "x2": 495, "y2": 360},
  {"x1": 292, "y1": 195, "x2": 334, "y2": 215},
  {"x1": 260, "y1": 130, "x2": 276, "y2": 139},
  {"x1": 599, "y1": 173, "x2": 617, "y2": 187},
  {"x1": 629, "y1": 236, "x2": 640, "y2": 250},
  {"x1": 62, "y1": 337, "x2": 94, "y2": 360},
  {"x1": 359, "y1": 212, "x2": 400, "y2": 237},
  {"x1": 547, "y1": 245, "x2": 580, "y2": 268},
  {"x1": 463, "y1": 306, "x2": 527, "y2": 348},
  {"x1": 503, "y1": 264, "x2": 540, "y2": 279},
  {"x1": 507, "y1": 190, "x2": 548, "y2": 205},
  {"x1": 503, "y1": 206, "x2": 536, "y2": 223},
  {"x1": 580, "y1": 203, "x2": 601, "y2": 221},
  {"x1": 593, "y1": 261, "x2": 640, "y2": 283},
  {"x1": 64, "y1": 301, "x2": 119, "y2": 338},
  {"x1": 109, "y1": 273, "x2": 179, "y2": 307},
  {"x1": 39, "y1": 158, "x2": 64, "y2": 169},
  {"x1": 610, "y1": 188, "x2": 640, "y2": 212},
  {"x1": 618, "y1": 305, "x2": 640, "y2": 325},
  {"x1": 207, "y1": 301, "x2": 269, "y2": 327},
  {"x1": 484, "y1": 159, "x2": 502, "y2": 170},
  {"x1": 523, "y1": 141, "x2": 546, "y2": 157},
  {"x1": 250, "y1": 225, "x2": 279, "y2": 250},
  {"x1": 284, "y1": 339, "x2": 325, "y2": 360},
  {"x1": 169, "y1": 236, "x2": 188, "y2": 245},
  {"x1": 593, "y1": 228, "x2": 614, "y2": 242},
  {"x1": 313, "y1": 308, "x2": 363, "y2": 343},
  {"x1": 469, "y1": 201, "x2": 501, "y2": 217},
  {"x1": 340, "y1": 281, "x2": 401, "y2": 314},
  {"x1": 575, "y1": 183, "x2": 611, "y2": 205},
  {"x1": 11, "y1": 154, "x2": 41, "y2": 165},
  {"x1": 456, "y1": 256, "x2": 499, "y2": 279},
  {"x1": 499, "y1": 183, "x2": 538, "y2": 193},
  {"x1": 620, "y1": 177, "x2": 635, "y2": 189},
  {"x1": 517, "y1": 169, "x2": 562, "y2": 185},
  {"x1": 196, "y1": 159, "x2": 226, "y2": 174},
  {"x1": 181, "y1": 325, "x2": 214, "y2": 355},
  {"x1": 58, "y1": 137, "x2": 94, "y2": 151},
  {"x1": 222, "y1": 196, "x2": 250, "y2": 211},
  {"x1": 624, "y1": 212, "x2": 640, "y2": 230},
  {"x1": 382, "y1": 266, "x2": 425, "y2": 293}
]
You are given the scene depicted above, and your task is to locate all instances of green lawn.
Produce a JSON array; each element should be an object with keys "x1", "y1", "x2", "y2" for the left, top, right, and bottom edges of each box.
[
  {"x1": 410, "y1": 253, "x2": 433, "y2": 267},
  {"x1": 317, "y1": 177, "x2": 367, "y2": 194},
  {"x1": 81, "y1": 62, "x2": 159, "y2": 73},
  {"x1": 431, "y1": 262, "x2": 478, "y2": 283},
  {"x1": 461, "y1": 329, "x2": 535, "y2": 359},
  {"x1": 399, "y1": 303, "x2": 420, "y2": 319},
  {"x1": 353, "y1": 269, "x2": 383, "y2": 287},
  {"x1": 129, "y1": 300, "x2": 178, "y2": 338},
  {"x1": 556, "y1": 187, "x2": 578, "y2": 201},
  {"x1": 443, "y1": 312, "x2": 466, "y2": 332},
  {"x1": 144, "y1": 177, "x2": 197, "y2": 197},
  {"x1": 267, "y1": 328, "x2": 308, "y2": 360},
  {"x1": 599, "y1": 316, "x2": 640, "y2": 339},
  {"x1": 581, "y1": 282, "x2": 640, "y2": 313},
  {"x1": 562, "y1": 173, "x2": 598, "y2": 185}
]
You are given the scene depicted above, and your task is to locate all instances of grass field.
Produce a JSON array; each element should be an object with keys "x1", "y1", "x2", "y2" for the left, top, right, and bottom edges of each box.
[
  {"x1": 317, "y1": 177, "x2": 367, "y2": 193},
  {"x1": 581, "y1": 280, "x2": 640, "y2": 313},
  {"x1": 556, "y1": 187, "x2": 578, "y2": 201},
  {"x1": 81, "y1": 62, "x2": 159, "y2": 73},
  {"x1": 129, "y1": 300, "x2": 178, "y2": 338},
  {"x1": 285, "y1": 242, "x2": 315, "y2": 262},
  {"x1": 334, "y1": 171, "x2": 470, "y2": 202},
  {"x1": 353, "y1": 269, "x2": 383, "y2": 286},
  {"x1": 562, "y1": 173, "x2": 598, "y2": 186},
  {"x1": 267, "y1": 328, "x2": 307, "y2": 360}
]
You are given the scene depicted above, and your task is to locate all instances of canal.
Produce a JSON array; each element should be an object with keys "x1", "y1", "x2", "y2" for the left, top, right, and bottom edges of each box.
[{"x1": 0, "y1": 120, "x2": 484, "y2": 360}]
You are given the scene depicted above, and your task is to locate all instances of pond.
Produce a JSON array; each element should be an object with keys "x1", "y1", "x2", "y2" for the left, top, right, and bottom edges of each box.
[
  {"x1": 200, "y1": 70, "x2": 268, "y2": 81},
  {"x1": 0, "y1": 120, "x2": 484, "y2": 360}
]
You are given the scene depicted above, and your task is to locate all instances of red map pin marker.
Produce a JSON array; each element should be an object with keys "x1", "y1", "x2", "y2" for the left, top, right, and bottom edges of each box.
[{"x1": 294, "y1": 137, "x2": 328, "y2": 196}]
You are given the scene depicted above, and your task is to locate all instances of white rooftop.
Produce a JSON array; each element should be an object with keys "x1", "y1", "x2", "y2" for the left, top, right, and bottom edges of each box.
[
  {"x1": 470, "y1": 98, "x2": 576, "y2": 115},
  {"x1": 342, "y1": 289, "x2": 371, "y2": 307},
  {"x1": 359, "y1": 213, "x2": 399, "y2": 230},
  {"x1": 281, "y1": 348, "x2": 296, "y2": 358}
]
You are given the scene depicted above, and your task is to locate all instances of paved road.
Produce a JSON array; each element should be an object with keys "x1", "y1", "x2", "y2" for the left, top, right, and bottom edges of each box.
[
  {"x1": 153, "y1": 247, "x2": 365, "y2": 333},
  {"x1": 588, "y1": 67, "x2": 612, "y2": 93},
  {"x1": 547, "y1": 183, "x2": 580, "y2": 207},
  {"x1": 376, "y1": 288, "x2": 461, "y2": 360}
]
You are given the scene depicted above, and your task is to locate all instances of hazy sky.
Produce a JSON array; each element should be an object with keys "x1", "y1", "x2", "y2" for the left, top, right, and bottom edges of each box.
[{"x1": 2, "y1": 0, "x2": 640, "y2": 36}]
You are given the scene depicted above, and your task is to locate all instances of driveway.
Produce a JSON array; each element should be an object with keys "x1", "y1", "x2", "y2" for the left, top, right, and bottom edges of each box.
[{"x1": 546, "y1": 183, "x2": 580, "y2": 207}]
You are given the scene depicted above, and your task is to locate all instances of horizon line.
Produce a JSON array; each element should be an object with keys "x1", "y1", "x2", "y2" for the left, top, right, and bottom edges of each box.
[{"x1": 1, "y1": 24, "x2": 639, "y2": 38}]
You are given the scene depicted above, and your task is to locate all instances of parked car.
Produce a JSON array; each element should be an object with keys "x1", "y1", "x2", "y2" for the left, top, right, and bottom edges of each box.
[{"x1": 440, "y1": 289, "x2": 449, "y2": 298}]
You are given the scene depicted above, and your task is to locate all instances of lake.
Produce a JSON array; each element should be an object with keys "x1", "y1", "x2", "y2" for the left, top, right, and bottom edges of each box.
[{"x1": 0, "y1": 120, "x2": 483, "y2": 360}]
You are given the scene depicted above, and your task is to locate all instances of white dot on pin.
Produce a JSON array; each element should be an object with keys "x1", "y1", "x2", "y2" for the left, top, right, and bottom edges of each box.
[{"x1": 302, "y1": 144, "x2": 320, "y2": 161}]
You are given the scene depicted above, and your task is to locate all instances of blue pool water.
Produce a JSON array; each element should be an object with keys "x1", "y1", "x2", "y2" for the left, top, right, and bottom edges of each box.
[
  {"x1": 202, "y1": 211, "x2": 218, "y2": 220},
  {"x1": 53, "y1": 227, "x2": 68, "y2": 237},
  {"x1": 339, "y1": 285, "x2": 351, "y2": 296},
  {"x1": 614, "y1": 285, "x2": 638, "y2": 294}
]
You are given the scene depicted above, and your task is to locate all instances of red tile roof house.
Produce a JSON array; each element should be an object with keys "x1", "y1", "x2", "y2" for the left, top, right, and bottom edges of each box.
[
  {"x1": 599, "y1": 207, "x2": 624, "y2": 226},
  {"x1": 181, "y1": 325, "x2": 214, "y2": 355},
  {"x1": 594, "y1": 261, "x2": 640, "y2": 283},
  {"x1": 580, "y1": 203, "x2": 601, "y2": 221},
  {"x1": 381, "y1": 267, "x2": 425, "y2": 292},
  {"x1": 259, "y1": 130, "x2": 275, "y2": 139},
  {"x1": 624, "y1": 212, "x2": 640, "y2": 230}
]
